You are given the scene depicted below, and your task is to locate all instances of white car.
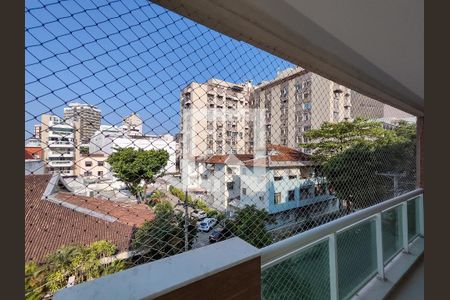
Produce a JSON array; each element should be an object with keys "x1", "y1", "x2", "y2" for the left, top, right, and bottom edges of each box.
[
  {"x1": 191, "y1": 209, "x2": 207, "y2": 220},
  {"x1": 197, "y1": 218, "x2": 217, "y2": 232}
]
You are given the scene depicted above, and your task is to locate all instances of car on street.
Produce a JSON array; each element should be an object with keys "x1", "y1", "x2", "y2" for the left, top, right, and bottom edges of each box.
[
  {"x1": 197, "y1": 217, "x2": 217, "y2": 232},
  {"x1": 209, "y1": 228, "x2": 232, "y2": 243},
  {"x1": 191, "y1": 209, "x2": 207, "y2": 220}
]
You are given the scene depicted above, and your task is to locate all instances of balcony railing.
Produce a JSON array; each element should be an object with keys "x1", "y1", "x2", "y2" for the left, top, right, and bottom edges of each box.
[
  {"x1": 260, "y1": 189, "x2": 423, "y2": 300},
  {"x1": 54, "y1": 189, "x2": 423, "y2": 300}
]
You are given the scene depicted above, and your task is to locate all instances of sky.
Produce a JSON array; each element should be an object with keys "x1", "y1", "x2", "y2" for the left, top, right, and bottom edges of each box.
[{"x1": 25, "y1": 0, "x2": 294, "y2": 139}]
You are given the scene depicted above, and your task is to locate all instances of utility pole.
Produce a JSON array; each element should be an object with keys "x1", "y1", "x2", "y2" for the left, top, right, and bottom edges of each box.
[{"x1": 184, "y1": 189, "x2": 189, "y2": 252}]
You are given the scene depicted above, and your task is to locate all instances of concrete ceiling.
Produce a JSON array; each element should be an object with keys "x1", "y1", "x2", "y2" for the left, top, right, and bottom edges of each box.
[{"x1": 154, "y1": 0, "x2": 424, "y2": 116}]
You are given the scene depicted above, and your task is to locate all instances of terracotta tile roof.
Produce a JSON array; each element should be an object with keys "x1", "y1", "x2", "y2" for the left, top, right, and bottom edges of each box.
[
  {"x1": 25, "y1": 150, "x2": 34, "y2": 160},
  {"x1": 55, "y1": 192, "x2": 154, "y2": 227},
  {"x1": 266, "y1": 144, "x2": 311, "y2": 162},
  {"x1": 25, "y1": 175, "x2": 143, "y2": 262},
  {"x1": 25, "y1": 147, "x2": 43, "y2": 159},
  {"x1": 205, "y1": 154, "x2": 254, "y2": 164},
  {"x1": 202, "y1": 145, "x2": 310, "y2": 167}
]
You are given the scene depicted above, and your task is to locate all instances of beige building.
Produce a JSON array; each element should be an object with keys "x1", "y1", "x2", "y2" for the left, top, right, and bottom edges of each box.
[
  {"x1": 38, "y1": 114, "x2": 78, "y2": 177},
  {"x1": 122, "y1": 113, "x2": 143, "y2": 136},
  {"x1": 75, "y1": 153, "x2": 109, "y2": 179},
  {"x1": 249, "y1": 67, "x2": 398, "y2": 151},
  {"x1": 63, "y1": 102, "x2": 101, "y2": 144},
  {"x1": 180, "y1": 79, "x2": 253, "y2": 159}
]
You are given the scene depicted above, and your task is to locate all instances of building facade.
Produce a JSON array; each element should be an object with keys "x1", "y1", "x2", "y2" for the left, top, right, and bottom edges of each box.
[
  {"x1": 89, "y1": 127, "x2": 177, "y2": 174},
  {"x1": 180, "y1": 79, "x2": 254, "y2": 159},
  {"x1": 39, "y1": 114, "x2": 77, "y2": 177},
  {"x1": 122, "y1": 113, "x2": 143, "y2": 137},
  {"x1": 248, "y1": 67, "x2": 388, "y2": 151},
  {"x1": 190, "y1": 145, "x2": 339, "y2": 227},
  {"x1": 75, "y1": 153, "x2": 110, "y2": 180},
  {"x1": 63, "y1": 102, "x2": 101, "y2": 144}
]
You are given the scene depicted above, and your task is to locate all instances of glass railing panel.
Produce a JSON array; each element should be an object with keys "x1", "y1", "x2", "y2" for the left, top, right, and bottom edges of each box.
[
  {"x1": 382, "y1": 205, "x2": 403, "y2": 264},
  {"x1": 261, "y1": 240, "x2": 330, "y2": 300},
  {"x1": 337, "y1": 219, "x2": 377, "y2": 300},
  {"x1": 408, "y1": 197, "x2": 419, "y2": 241}
]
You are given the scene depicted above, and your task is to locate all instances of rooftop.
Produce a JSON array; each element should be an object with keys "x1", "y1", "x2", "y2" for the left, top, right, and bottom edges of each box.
[{"x1": 25, "y1": 174, "x2": 154, "y2": 262}]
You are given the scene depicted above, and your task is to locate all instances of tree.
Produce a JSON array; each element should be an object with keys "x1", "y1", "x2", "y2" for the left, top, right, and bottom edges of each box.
[
  {"x1": 225, "y1": 205, "x2": 274, "y2": 248},
  {"x1": 319, "y1": 120, "x2": 416, "y2": 209},
  {"x1": 25, "y1": 241, "x2": 126, "y2": 299},
  {"x1": 301, "y1": 118, "x2": 398, "y2": 162},
  {"x1": 131, "y1": 200, "x2": 197, "y2": 263},
  {"x1": 107, "y1": 148, "x2": 169, "y2": 203}
]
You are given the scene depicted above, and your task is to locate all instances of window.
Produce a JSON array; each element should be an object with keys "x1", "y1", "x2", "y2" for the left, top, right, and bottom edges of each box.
[
  {"x1": 303, "y1": 92, "x2": 310, "y2": 99},
  {"x1": 289, "y1": 175, "x2": 297, "y2": 180},
  {"x1": 303, "y1": 126, "x2": 311, "y2": 132},
  {"x1": 288, "y1": 190, "x2": 295, "y2": 201},
  {"x1": 274, "y1": 176, "x2": 282, "y2": 181},
  {"x1": 98, "y1": 171, "x2": 103, "y2": 177},
  {"x1": 274, "y1": 192, "x2": 282, "y2": 204},
  {"x1": 303, "y1": 113, "x2": 310, "y2": 121},
  {"x1": 98, "y1": 161, "x2": 104, "y2": 166},
  {"x1": 84, "y1": 171, "x2": 92, "y2": 176},
  {"x1": 227, "y1": 182, "x2": 234, "y2": 190},
  {"x1": 242, "y1": 188, "x2": 246, "y2": 195},
  {"x1": 227, "y1": 167, "x2": 233, "y2": 174},
  {"x1": 303, "y1": 102, "x2": 312, "y2": 110},
  {"x1": 85, "y1": 161, "x2": 92, "y2": 167},
  {"x1": 280, "y1": 86, "x2": 288, "y2": 97}
]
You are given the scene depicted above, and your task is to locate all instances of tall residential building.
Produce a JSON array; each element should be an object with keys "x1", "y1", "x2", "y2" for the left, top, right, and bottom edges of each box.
[
  {"x1": 39, "y1": 114, "x2": 77, "y2": 177},
  {"x1": 180, "y1": 79, "x2": 254, "y2": 159},
  {"x1": 63, "y1": 102, "x2": 101, "y2": 144},
  {"x1": 249, "y1": 67, "x2": 393, "y2": 151}
]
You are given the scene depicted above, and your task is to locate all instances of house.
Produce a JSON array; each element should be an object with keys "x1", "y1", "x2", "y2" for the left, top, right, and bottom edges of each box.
[
  {"x1": 191, "y1": 144, "x2": 339, "y2": 227},
  {"x1": 25, "y1": 174, "x2": 154, "y2": 262}
]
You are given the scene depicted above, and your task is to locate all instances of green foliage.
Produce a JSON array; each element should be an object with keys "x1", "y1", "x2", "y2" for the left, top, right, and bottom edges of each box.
[
  {"x1": 79, "y1": 146, "x2": 89, "y2": 155},
  {"x1": 131, "y1": 200, "x2": 197, "y2": 263},
  {"x1": 146, "y1": 189, "x2": 166, "y2": 207},
  {"x1": 225, "y1": 205, "x2": 274, "y2": 248},
  {"x1": 319, "y1": 120, "x2": 417, "y2": 209},
  {"x1": 107, "y1": 148, "x2": 169, "y2": 203},
  {"x1": 301, "y1": 118, "x2": 398, "y2": 162},
  {"x1": 25, "y1": 241, "x2": 126, "y2": 299},
  {"x1": 168, "y1": 186, "x2": 223, "y2": 219},
  {"x1": 25, "y1": 262, "x2": 47, "y2": 300}
]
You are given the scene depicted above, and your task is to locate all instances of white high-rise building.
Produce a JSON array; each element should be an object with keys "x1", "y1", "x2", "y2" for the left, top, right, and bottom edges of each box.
[{"x1": 39, "y1": 114, "x2": 76, "y2": 177}]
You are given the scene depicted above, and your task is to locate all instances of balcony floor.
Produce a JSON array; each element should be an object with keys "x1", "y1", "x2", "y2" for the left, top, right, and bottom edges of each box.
[{"x1": 386, "y1": 257, "x2": 424, "y2": 300}]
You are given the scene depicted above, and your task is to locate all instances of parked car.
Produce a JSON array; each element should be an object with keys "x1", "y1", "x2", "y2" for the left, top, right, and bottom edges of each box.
[
  {"x1": 197, "y1": 218, "x2": 217, "y2": 232},
  {"x1": 209, "y1": 228, "x2": 232, "y2": 243},
  {"x1": 191, "y1": 209, "x2": 207, "y2": 220}
]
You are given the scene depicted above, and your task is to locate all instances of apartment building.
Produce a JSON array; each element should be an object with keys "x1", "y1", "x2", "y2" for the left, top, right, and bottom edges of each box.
[
  {"x1": 249, "y1": 67, "x2": 371, "y2": 151},
  {"x1": 39, "y1": 114, "x2": 77, "y2": 177},
  {"x1": 180, "y1": 79, "x2": 254, "y2": 159},
  {"x1": 63, "y1": 102, "x2": 101, "y2": 144}
]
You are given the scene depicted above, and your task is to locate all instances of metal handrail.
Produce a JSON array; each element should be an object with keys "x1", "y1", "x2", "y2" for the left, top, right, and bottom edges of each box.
[{"x1": 260, "y1": 188, "x2": 423, "y2": 268}]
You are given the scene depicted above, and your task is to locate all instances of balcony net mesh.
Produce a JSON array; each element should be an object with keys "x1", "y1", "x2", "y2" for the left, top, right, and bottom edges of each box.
[{"x1": 25, "y1": 0, "x2": 417, "y2": 299}]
